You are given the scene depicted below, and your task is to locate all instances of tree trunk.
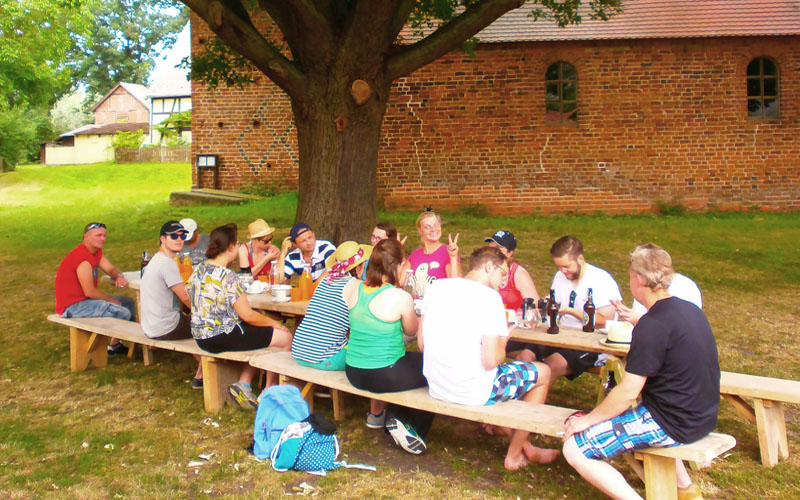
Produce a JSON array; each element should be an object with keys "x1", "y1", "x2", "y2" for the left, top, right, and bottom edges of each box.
[{"x1": 292, "y1": 78, "x2": 390, "y2": 244}]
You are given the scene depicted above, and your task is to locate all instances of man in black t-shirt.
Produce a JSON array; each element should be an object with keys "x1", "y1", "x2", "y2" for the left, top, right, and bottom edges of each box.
[{"x1": 561, "y1": 244, "x2": 719, "y2": 500}]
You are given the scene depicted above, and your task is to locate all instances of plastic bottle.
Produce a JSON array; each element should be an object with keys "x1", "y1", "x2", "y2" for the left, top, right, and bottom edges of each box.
[
  {"x1": 141, "y1": 251, "x2": 150, "y2": 278},
  {"x1": 270, "y1": 260, "x2": 280, "y2": 286},
  {"x1": 181, "y1": 254, "x2": 193, "y2": 281},
  {"x1": 299, "y1": 262, "x2": 313, "y2": 300}
]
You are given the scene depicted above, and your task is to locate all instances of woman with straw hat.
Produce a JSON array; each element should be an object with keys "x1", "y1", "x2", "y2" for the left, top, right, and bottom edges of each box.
[{"x1": 238, "y1": 218, "x2": 280, "y2": 279}]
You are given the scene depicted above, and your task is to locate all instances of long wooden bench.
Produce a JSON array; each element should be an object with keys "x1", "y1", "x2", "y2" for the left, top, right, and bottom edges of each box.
[
  {"x1": 47, "y1": 314, "x2": 277, "y2": 413},
  {"x1": 250, "y1": 350, "x2": 735, "y2": 500},
  {"x1": 720, "y1": 370, "x2": 800, "y2": 467}
]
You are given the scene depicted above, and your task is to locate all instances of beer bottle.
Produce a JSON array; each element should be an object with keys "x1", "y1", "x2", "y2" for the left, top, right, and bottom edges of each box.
[
  {"x1": 546, "y1": 289, "x2": 559, "y2": 334},
  {"x1": 583, "y1": 288, "x2": 596, "y2": 332},
  {"x1": 141, "y1": 252, "x2": 150, "y2": 278}
]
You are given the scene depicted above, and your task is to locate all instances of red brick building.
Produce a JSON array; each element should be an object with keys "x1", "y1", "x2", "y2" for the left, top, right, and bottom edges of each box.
[{"x1": 190, "y1": 1, "x2": 800, "y2": 214}]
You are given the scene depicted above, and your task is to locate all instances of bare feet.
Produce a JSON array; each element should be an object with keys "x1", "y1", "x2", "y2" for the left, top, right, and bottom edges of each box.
[
  {"x1": 504, "y1": 452, "x2": 530, "y2": 471},
  {"x1": 482, "y1": 423, "x2": 496, "y2": 436},
  {"x1": 523, "y1": 441, "x2": 560, "y2": 464}
]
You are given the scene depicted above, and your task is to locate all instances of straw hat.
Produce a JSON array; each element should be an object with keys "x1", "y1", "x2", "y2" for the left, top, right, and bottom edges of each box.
[
  {"x1": 600, "y1": 320, "x2": 634, "y2": 345},
  {"x1": 325, "y1": 241, "x2": 373, "y2": 272},
  {"x1": 247, "y1": 219, "x2": 275, "y2": 240}
]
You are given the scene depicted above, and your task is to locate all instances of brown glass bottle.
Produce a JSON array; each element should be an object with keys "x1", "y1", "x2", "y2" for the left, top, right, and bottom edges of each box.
[
  {"x1": 546, "y1": 289, "x2": 559, "y2": 334},
  {"x1": 583, "y1": 287, "x2": 596, "y2": 332}
]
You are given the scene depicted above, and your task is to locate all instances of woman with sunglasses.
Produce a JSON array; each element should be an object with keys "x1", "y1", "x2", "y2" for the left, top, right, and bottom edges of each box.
[
  {"x1": 188, "y1": 223, "x2": 292, "y2": 408},
  {"x1": 238, "y1": 219, "x2": 280, "y2": 279}
]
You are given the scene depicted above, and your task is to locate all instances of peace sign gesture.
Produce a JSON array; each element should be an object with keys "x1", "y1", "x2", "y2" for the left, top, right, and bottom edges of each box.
[
  {"x1": 447, "y1": 233, "x2": 460, "y2": 258},
  {"x1": 396, "y1": 232, "x2": 408, "y2": 247}
]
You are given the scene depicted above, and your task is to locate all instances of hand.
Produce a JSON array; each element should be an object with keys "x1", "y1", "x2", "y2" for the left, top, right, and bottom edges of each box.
[
  {"x1": 265, "y1": 244, "x2": 281, "y2": 262},
  {"x1": 280, "y1": 236, "x2": 293, "y2": 255},
  {"x1": 115, "y1": 275, "x2": 128, "y2": 288},
  {"x1": 563, "y1": 415, "x2": 592, "y2": 441},
  {"x1": 396, "y1": 232, "x2": 408, "y2": 247},
  {"x1": 611, "y1": 299, "x2": 641, "y2": 325},
  {"x1": 447, "y1": 233, "x2": 459, "y2": 258}
]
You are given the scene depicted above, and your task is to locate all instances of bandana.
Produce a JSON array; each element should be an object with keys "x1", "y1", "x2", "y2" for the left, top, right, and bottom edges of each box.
[{"x1": 325, "y1": 248, "x2": 365, "y2": 282}]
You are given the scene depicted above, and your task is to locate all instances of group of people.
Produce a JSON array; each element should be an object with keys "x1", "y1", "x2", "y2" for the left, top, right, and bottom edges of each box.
[{"x1": 55, "y1": 210, "x2": 717, "y2": 500}]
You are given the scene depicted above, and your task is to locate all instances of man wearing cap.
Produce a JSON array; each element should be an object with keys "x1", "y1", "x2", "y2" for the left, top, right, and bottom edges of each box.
[
  {"x1": 140, "y1": 221, "x2": 204, "y2": 387},
  {"x1": 278, "y1": 223, "x2": 336, "y2": 283},
  {"x1": 179, "y1": 218, "x2": 209, "y2": 267},
  {"x1": 522, "y1": 236, "x2": 622, "y2": 387},
  {"x1": 55, "y1": 222, "x2": 136, "y2": 355},
  {"x1": 238, "y1": 219, "x2": 280, "y2": 279},
  {"x1": 484, "y1": 230, "x2": 541, "y2": 311},
  {"x1": 562, "y1": 244, "x2": 718, "y2": 500}
]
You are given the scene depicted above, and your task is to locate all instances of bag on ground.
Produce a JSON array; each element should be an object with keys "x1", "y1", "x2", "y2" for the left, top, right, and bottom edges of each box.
[{"x1": 253, "y1": 385, "x2": 310, "y2": 459}]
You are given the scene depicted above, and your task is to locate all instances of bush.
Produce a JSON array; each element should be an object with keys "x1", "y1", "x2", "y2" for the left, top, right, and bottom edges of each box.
[
  {"x1": 238, "y1": 176, "x2": 289, "y2": 197},
  {"x1": 656, "y1": 198, "x2": 687, "y2": 216},
  {"x1": 111, "y1": 129, "x2": 145, "y2": 151}
]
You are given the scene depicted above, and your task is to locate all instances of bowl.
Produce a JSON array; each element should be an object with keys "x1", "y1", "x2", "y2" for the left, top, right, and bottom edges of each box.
[{"x1": 271, "y1": 284, "x2": 291, "y2": 302}]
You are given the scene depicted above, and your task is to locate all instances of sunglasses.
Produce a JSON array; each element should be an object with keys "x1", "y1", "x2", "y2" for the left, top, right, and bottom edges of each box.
[
  {"x1": 168, "y1": 233, "x2": 188, "y2": 240},
  {"x1": 84, "y1": 222, "x2": 106, "y2": 232},
  {"x1": 259, "y1": 237, "x2": 273, "y2": 244},
  {"x1": 568, "y1": 290, "x2": 577, "y2": 308}
]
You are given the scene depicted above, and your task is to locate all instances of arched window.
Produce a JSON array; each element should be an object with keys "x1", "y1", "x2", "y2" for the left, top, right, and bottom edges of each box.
[
  {"x1": 747, "y1": 57, "x2": 779, "y2": 119},
  {"x1": 545, "y1": 62, "x2": 577, "y2": 123}
]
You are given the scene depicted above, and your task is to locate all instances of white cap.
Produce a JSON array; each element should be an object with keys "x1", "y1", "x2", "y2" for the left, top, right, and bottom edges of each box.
[{"x1": 179, "y1": 218, "x2": 198, "y2": 240}]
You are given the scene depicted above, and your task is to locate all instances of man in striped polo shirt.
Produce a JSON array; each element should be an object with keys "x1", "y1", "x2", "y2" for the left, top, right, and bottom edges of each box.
[{"x1": 278, "y1": 223, "x2": 336, "y2": 282}]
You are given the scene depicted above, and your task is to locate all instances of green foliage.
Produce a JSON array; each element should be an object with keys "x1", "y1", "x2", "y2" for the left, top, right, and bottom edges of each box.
[
  {"x1": 72, "y1": 1, "x2": 188, "y2": 96},
  {"x1": 154, "y1": 110, "x2": 191, "y2": 145},
  {"x1": 110, "y1": 129, "x2": 145, "y2": 151},
  {"x1": 238, "y1": 176, "x2": 290, "y2": 198},
  {"x1": 182, "y1": 38, "x2": 255, "y2": 89},
  {"x1": 458, "y1": 202, "x2": 489, "y2": 218},
  {"x1": 656, "y1": 198, "x2": 688, "y2": 216},
  {"x1": 49, "y1": 89, "x2": 93, "y2": 135}
]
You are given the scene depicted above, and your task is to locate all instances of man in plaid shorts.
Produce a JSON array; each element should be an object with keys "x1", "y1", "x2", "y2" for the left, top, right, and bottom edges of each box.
[
  {"x1": 562, "y1": 244, "x2": 719, "y2": 500},
  {"x1": 420, "y1": 246, "x2": 559, "y2": 470}
]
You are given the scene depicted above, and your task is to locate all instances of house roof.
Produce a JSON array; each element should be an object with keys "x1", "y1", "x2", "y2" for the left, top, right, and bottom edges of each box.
[
  {"x1": 89, "y1": 82, "x2": 151, "y2": 112},
  {"x1": 60, "y1": 122, "x2": 150, "y2": 137},
  {"x1": 402, "y1": 0, "x2": 800, "y2": 43}
]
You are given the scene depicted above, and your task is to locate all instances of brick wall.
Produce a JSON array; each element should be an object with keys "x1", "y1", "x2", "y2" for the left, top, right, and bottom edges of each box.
[{"x1": 191, "y1": 13, "x2": 800, "y2": 213}]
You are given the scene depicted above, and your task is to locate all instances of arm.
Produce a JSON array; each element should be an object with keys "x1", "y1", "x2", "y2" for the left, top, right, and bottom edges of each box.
[
  {"x1": 480, "y1": 334, "x2": 509, "y2": 371},
  {"x1": 233, "y1": 294, "x2": 288, "y2": 332},
  {"x1": 398, "y1": 291, "x2": 419, "y2": 337},
  {"x1": 417, "y1": 315, "x2": 425, "y2": 352},
  {"x1": 594, "y1": 304, "x2": 616, "y2": 328},
  {"x1": 563, "y1": 372, "x2": 646, "y2": 440},
  {"x1": 514, "y1": 266, "x2": 540, "y2": 302},
  {"x1": 446, "y1": 233, "x2": 462, "y2": 278},
  {"x1": 612, "y1": 300, "x2": 643, "y2": 325},
  {"x1": 277, "y1": 237, "x2": 293, "y2": 284},
  {"x1": 237, "y1": 243, "x2": 251, "y2": 272},
  {"x1": 170, "y1": 282, "x2": 191, "y2": 309},
  {"x1": 76, "y1": 261, "x2": 122, "y2": 304},
  {"x1": 98, "y1": 255, "x2": 127, "y2": 288},
  {"x1": 252, "y1": 244, "x2": 281, "y2": 276}
]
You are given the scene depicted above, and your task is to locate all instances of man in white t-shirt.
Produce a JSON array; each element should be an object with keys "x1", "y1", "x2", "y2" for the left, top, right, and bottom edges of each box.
[
  {"x1": 615, "y1": 272, "x2": 702, "y2": 325},
  {"x1": 420, "y1": 246, "x2": 559, "y2": 471},
  {"x1": 523, "y1": 236, "x2": 622, "y2": 387},
  {"x1": 140, "y1": 220, "x2": 203, "y2": 388}
]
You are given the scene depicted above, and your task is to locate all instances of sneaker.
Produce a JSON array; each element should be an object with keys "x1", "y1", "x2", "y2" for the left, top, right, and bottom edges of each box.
[
  {"x1": 107, "y1": 342, "x2": 127, "y2": 355},
  {"x1": 366, "y1": 411, "x2": 386, "y2": 429},
  {"x1": 228, "y1": 382, "x2": 258, "y2": 409},
  {"x1": 386, "y1": 418, "x2": 427, "y2": 455},
  {"x1": 191, "y1": 377, "x2": 203, "y2": 390}
]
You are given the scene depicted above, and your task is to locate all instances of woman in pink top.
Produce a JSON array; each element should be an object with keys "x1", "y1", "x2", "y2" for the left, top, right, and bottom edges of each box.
[
  {"x1": 407, "y1": 211, "x2": 461, "y2": 298},
  {"x1": 485, "y1": 230, "x2": 541, "y2": 311}
]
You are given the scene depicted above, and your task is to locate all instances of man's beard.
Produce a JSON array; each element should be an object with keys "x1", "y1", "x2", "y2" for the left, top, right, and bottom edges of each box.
[{"x1": 567, "y1": 262, "x2": 582, "y2": 281}]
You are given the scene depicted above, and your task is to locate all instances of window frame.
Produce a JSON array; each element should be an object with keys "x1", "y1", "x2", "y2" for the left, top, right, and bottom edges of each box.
[
  {"x1": 746, "y1": 56, "x2": 780, "y2": 121},
  {"x1": 544, "y1": 61, "x2": 578, "y2": 124}
]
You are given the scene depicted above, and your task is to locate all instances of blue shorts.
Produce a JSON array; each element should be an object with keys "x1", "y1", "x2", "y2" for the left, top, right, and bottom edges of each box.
[
  {"x1": 62, "y1": 295, "x2": 136, "y2": 322},
  {"x1": 574, "y1": 404, "x2": 678, "y2": 460},
  {"x1": 486, "y1": 361, "x2": 539, "y2": 405}
]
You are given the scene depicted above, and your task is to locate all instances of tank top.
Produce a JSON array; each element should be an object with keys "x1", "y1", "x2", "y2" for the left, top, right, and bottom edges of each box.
[
  {"x1": 245, "y1": 242, "x2": 272, "y2": 278},
  {"x1": 346, "y1": 284, "x2": 405, "y2": 369},
  {"x1": 497, "y1": 262, "x2": 523, "y2": 310}
]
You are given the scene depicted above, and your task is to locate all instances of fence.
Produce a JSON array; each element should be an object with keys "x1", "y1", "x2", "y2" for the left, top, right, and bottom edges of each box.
[{"x1": 115, "y1": 146, "x2": 191, "y2": 163}]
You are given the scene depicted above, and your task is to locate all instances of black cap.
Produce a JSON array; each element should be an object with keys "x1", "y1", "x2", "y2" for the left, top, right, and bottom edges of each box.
[
  {"x1": 160, "y1": 220, "x2": 187, "y2": 236},
  {"x1": 289, "y1": 223, "x2": 312, "y2": 242},
  {"x1": 485, "y1": 230, "x2": 517, "y2": 251}
]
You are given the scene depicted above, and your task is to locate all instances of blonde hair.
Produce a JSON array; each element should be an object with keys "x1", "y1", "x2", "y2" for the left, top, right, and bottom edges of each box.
[
  {"x1": 629, "y1": 243, "x2": 675, "y2": 291},
  {"x1": 416, "y1": 210, "x2": 442, "y2": 228}
]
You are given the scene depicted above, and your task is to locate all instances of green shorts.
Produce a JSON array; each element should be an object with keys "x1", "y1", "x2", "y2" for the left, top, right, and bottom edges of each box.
[{"x1": 295, "y1": 348, "x2": 347, "y2": 371}]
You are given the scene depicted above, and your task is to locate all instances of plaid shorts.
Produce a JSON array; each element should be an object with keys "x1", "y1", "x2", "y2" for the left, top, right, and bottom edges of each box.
[
  {"x1": 574, "y1": 404, "x2": 678, "y2": 460},
  {"x1": 486, "y1": 361, "x2": 539, "y2": 404}
]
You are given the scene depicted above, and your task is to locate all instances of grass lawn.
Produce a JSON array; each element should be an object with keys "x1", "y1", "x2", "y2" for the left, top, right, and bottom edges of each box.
[{"x1": 1, "y1": 162, "x2": 799, "y2": 499}]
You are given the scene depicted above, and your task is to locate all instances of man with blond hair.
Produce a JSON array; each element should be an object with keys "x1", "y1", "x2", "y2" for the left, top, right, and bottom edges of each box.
[{"x1": 562, "y1": 244, "x2": 719, "y2": 500}]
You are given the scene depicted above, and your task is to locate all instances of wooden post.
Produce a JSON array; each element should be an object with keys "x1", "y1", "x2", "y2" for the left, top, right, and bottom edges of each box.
[
  {"x1": 331, "y1": 389, "x2": 345, "y2": 421},
  {"x1": 70, "y1": 327, "x2": 108, "y2": 372},
  {"x1": 142, "y1": 346, "x2": 154, "y2": 366},
  {"x1": 642, "y1": 454, "x2": 678, "y2": 500},
  {"x1": 754, "y1": 399, "x2": 787, "y2": 467},
  {"x1": 202, "y1": 357, "x2": 240, "y2": 413}
]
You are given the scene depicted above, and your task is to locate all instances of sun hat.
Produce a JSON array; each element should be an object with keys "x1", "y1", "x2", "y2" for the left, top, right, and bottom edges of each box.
[
  {"x1": 179, "y1": 218, "x2": 198, "y2": 240},
  {"x1": 485, "y1": 230, "x2": 517, "y2": 251},
  {"x1": 247, "y1": 219, "x2": 275, "y2": 240},
  {"x1": 289, "y1": 223, "x2": 312, "y2": 242},
  {"x1": 160, "y1": 220, "x2": 187, "y2": 236},
  {"x1": 323, "y1": 241, "x2": 373, "y2": 282},
  {"x1": 600, "y1": 320, "x2": 634, "y2": 345}
]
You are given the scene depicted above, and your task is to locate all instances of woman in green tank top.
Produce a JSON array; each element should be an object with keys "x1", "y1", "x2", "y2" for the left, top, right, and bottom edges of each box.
[{"x1": 342, "y1": 239, "x2": 433, "y2": 456}]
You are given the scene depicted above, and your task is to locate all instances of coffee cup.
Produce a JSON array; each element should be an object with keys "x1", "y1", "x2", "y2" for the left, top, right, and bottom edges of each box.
[{"x1": 271, "y1": 284, "x2": 291, "y2": 301}]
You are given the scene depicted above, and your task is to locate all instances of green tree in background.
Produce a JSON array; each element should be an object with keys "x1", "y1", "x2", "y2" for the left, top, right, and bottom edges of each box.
[
  {"x1": 73, "y1": 0, "x2": 188, "y2": 97},
  {"x1": 50, "y1": 89, "x2": 93, "y2": 135},
  {"x1": 0, "y1": 0, "x2": 92, "y2": 166}
]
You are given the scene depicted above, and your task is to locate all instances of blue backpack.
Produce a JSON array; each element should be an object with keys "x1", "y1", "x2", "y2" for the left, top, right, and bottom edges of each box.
[{"x1": 253, "y1": 385, "x2": 310, "y2": 459}]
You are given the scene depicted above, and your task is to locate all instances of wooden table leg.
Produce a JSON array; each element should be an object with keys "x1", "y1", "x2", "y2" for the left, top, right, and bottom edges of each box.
[
  {"x1": 642, "y1": 454, "x2": 678, "y2": 500},
  {"x1": 754, "y1": 399, "x2": 787, "y2": 467},
  {"x1": 202, "y1": 357, "x2": 240, "y2": 413},
  {"x1": 70, "y1": 327, "x2": 108, "y2": 372}
]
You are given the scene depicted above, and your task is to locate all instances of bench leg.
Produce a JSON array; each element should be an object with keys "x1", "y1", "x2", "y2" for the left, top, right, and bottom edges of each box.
[
  {"x1": 754, "y1": 399, "x2": 788, "y2": 467},
  {"x1": 126, "y1": 342, "x2": 136, "y2": 360},
  {"x1": 202, "y1": 357, "x2": 240, "y2": 413},
  {"x1": 331, "y1": 389, "x2": 345, "y2": 421},
  {"x1": 279, "y1": 375, "x2": 315, "y2": 413},
  {"x1": 70, "y1": 327, "x2": 108, "y2": 372},
  {"x1": 141, "y1": 346, "x2": 154, "y2": 366},
  {"x1": 642, "y1": 454, "x2": 678, "y2": 500}
]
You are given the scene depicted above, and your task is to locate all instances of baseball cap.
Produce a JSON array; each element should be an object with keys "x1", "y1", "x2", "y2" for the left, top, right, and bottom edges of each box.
[
  {"x1": 485, "y1": 230, "x2": 517, "y2": 251},
  {"x1": 289, "y1": 223, "x2": 312, "y2": 242},
  {"x1": 179, "y1": 218, "x2": 198, "y2": 240},
  {"x1": 160, "y1": 220, "x2": 187, "y2": 236}
]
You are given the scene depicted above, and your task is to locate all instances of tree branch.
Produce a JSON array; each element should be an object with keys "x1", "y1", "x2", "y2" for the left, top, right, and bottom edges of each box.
[
  {"x1": 385, "y1": 0, "x2": 417, "y2": 48},
  {"x1": 258, "y1": 0, "x2": 335, "y2": 54},
  {"x1": 385, "y1": 0, "x2": 525, "y2": 81},
  {"x1": 181, "y1": 0, "x2": 306, "y2": 100}
]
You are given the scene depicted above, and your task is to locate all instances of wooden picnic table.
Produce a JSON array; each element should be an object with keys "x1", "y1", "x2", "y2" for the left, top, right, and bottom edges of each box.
[{"x1": 509, "y1": 323, "x2": 630, "y2": 357}]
